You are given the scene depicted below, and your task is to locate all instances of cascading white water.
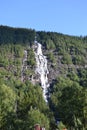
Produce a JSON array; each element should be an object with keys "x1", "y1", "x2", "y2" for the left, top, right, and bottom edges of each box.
[{"x1": 34, "y1": 41, "x2": 49, "y2": 101}]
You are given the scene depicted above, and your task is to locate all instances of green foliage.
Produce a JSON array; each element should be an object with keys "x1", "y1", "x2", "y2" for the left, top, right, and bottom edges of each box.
[
  {"x1": 0, "y1": 84, "x2": 16, "y2": 129},
  {"x1": 72, "y1": 55, "x2": 85, "y2": 65},
  {"x1": 47, "y1": 52, "x2": 56, "y2": 63},
  {"x1": 49, "y1": 76, "x2": 87, "y2": 129},
  {"x1": 0, "y1": 25, "x2": 35, "y2": 45},
  {"x1": 77, "y1": 68, "x2": 87, "y2": 87},
  {"x1": 27, "y1": 48, "x2": 36, "y2": 67},
  {"x1": 0, "y1": 80, "x2": 49, "y2": 130},
  {"x1": 27, "y1": 108, "x2": 49, "y2": 130},
  {"x1": 57, "y1": 121, "x2": 66, "y2": 130},
  {"x1": 57, "y1": 84, "x2": 87, "y2": 129},
  {"x1": 67, "y1": 71, "x2": 79, "y2": 82},
  {"x1": 16, "y1": 81, "x2": 47, "y2": 112},
  {"x1": 61, "y1": 52, "x2": 72, "y2": 64},
  {"x1": 37, "y1": 31, "x2": 87, "y2": 66},
  {"x1": 0, "y1": 26, "x2": 87, "y2": 129},
  {"x1": 46, "y1": 39, "x2": 55, "y2": 50}
]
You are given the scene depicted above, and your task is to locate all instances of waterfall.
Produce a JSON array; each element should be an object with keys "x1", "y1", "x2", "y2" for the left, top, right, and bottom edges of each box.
[{"x1": 34, "y1": 41, "x2": 49, "y2": 101}]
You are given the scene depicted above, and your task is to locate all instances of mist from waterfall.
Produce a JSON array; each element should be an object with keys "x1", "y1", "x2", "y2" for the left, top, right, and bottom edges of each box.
[{"x1": 34, "y1": 40, "x2": 49, "y2": 101}]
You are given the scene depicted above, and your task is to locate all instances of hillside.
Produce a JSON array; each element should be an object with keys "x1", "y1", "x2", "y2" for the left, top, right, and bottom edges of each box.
[{"x1": 0, "y1": 25, "x2": 87, "y2": 130}]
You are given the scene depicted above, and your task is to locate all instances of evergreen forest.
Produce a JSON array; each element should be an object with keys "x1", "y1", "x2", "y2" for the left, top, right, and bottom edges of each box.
[{"x1": 0, "y1": 25, "x2": 87, "y2": 130}]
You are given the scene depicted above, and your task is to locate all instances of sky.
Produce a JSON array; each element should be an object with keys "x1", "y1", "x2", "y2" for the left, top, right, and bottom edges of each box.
[{"x1": 0, "y1": 0, "x2": 87, "y2": 36}]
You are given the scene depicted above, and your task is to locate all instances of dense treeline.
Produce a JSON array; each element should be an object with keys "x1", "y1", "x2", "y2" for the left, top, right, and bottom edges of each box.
[
  {"x1": 48, "y1": 74, "x2": 87, "y2": 130},
  {"x1": 0, "y1": 81, "x2": 50, "y2": 130},
  {"x1": 37, "y1": 31, "x2": 87, "y2": 65},
  {"x1": 0, "y1": 25, "x2": 35, "y2": 45},
  {"x1": 37, "y1": 31, "x2": 87, "y2": 129},
  {"x1": 0, "y1": 43, "x2": 50, "y2": 130},
  {"x1": 0, "y1": 26, "x2": 87, "y2": 129}
]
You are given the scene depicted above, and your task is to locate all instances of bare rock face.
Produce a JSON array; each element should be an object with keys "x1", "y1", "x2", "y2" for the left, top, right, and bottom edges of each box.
[{"x1": 42, "y1": 50, "x2": 69, "y2": 85}]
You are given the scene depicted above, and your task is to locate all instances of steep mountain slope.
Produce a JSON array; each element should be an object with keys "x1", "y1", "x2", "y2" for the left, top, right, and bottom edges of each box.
[
  {"x1": 37, "y1": 31, "x2": 87, "y2": 82},
  {"x1": 0, "y1": 25, "x2": 87, "y2": 130}
]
